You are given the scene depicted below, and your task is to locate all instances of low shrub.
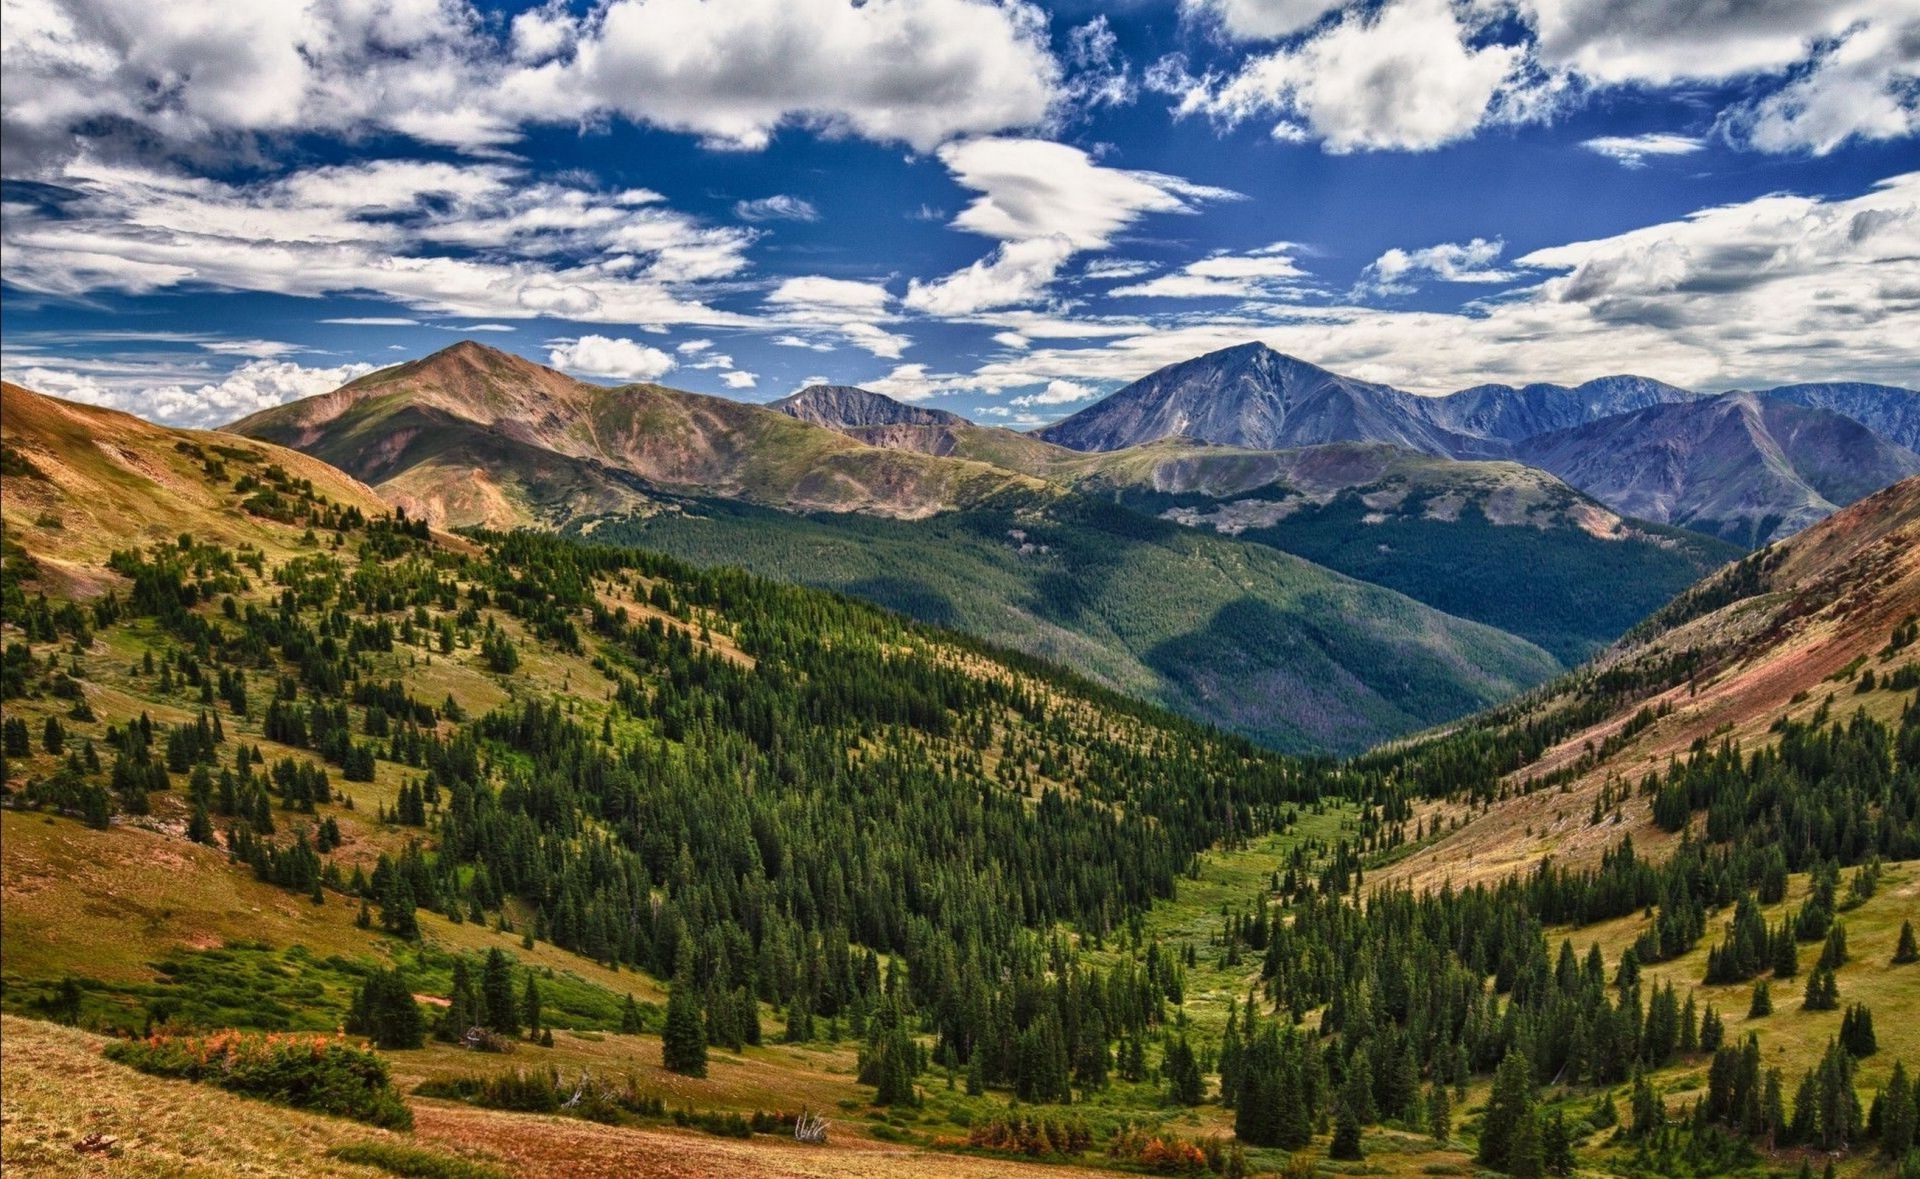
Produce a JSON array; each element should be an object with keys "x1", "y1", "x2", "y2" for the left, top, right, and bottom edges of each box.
[
  {"x1": 965, "y1": 1113, "x2": 1093, "y2": 1158},
  {"x1": 327, "y1": 1143, "x2": 510, "y2": 1179},
  {"x1": 105, "y1": 1030, "x2": 411, "y2": 1129},
  {"x1": 416, "y1": 1067, "x2": 664, "y2": 1124}
]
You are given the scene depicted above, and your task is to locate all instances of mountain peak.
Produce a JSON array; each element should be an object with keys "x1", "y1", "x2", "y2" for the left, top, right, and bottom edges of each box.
[{"x1": 771, "y1": 384, "x2": 970, "y2": 430}]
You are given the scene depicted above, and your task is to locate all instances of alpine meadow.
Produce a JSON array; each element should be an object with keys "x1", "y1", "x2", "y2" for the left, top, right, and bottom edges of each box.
[{"x1": 3, "y1": 2, "x2": 1920, "y2": 1178}]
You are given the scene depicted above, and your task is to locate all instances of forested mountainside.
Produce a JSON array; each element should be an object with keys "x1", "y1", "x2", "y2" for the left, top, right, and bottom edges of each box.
[
  {"x1": 767, "y1": 387, "x2": 1737, "y2": 665},
  {"x1": 230, "y1": 347, "x2": 1563, "y2": 755},
  {"x1": 6, "y1": 381, "x2": 1920, "y2": 1178},
  {"x1": 3, "y1": 382, "x2": 1919, "y2": 1177},
  {"x1": 1035, "y1": 342, "x2": 1920, "y2": 547}
]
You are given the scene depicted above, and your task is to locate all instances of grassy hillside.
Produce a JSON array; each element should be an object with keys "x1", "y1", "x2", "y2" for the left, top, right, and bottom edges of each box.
[
  {"x1": 4, "y1": 384, "x2": 1916, "y2": 1177},
  {"x1": 589, "y1": 491, "x2": 1559, "y2": 755},
  {"x1": 765, "y1": 404, "x2": 1738, "y2": 665},
  {"x1": 232, "y1": 342, "x2": 1045, "y2": 528}
]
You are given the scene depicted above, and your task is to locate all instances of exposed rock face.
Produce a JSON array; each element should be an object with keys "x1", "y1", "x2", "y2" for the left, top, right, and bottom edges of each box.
[
  {"x1": 1514, "y1": 392, "x2": 1920, "y2": 546},
  {"x1": 769, "y1": 384, "x2": 969, "y2": 430}
]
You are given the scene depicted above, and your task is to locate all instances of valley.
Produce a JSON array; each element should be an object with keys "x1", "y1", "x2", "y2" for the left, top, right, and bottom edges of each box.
[{"x1": 4, "y1": 353, "x2": 1919, "y2": 1179}]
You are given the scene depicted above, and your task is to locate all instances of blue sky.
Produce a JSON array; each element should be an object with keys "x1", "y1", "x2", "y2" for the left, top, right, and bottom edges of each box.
[{"x1": 3, "y1": 0, "x2": 1916, "y2": 428}]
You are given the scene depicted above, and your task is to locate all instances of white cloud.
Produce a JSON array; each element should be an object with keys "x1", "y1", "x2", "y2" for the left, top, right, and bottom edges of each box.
[
  {"x1": 1356, "y1": 238, "x2": 1515, "y2": 296},
  {"x1": 939, "y1": 173, "x2": 1920, "y2": 399},
  {"x1": 733, "y1": 194, "x2": 820, "y2": 222},
  {"x1": 1063, "y1": 17, "x2": 1137, "y2": 112},
  {"x1": 677, "y1": 339, "x2": 714, "y2": 355},
  {"x1": 1, "y1": 158, "x2": 753, "y2": 329},
  {"x1": 7, "y1": 357, "x2": 375, "y2": 427},
  {"x1": 546, "y1": 335, "x2": 676, "y2": 381},
  {"x1": 1011, "y1": 378, "x2": 1098, "y2": 406},
  {"x1": 773, "y1": 335, "x2": 835, "y2": 351},
  {"x1": 838, "y1": 322, "x2": 912, "y2": 359},
  {"x1": 1523, "y1": 0, "x2": 1883, "y2": 86},
  {"x1": 905, "y1": 137, "x2": 1241, "y2": 313},
  {"x1": 321, "y1": 316, "x2": 421, "y2": 326},
  {"x1": 498, "y1": 0, "x2": 1061, "y2": 152},
  {"x1": 1109, "y1": 242, "x2": 1306, "y2": 298},
  {"x1": 2, "y1": 0, "x2": 1068, "y2": 172},
  {"x1": 0, "y1": 0, "x2": 510, "y2": 172},
  {"x1": 1722, "y1": 17, "x2": 1920, "y2": 155},
  {"x1": 1580, "y1": 132, "x2": 1706, "y2": 167},
  {"x1": 1161, "y1": 0, "x2": 1534, "y2": 153},
  {"x1": 453, "y1": 324, "x2": 517, "y2": 333},
  {"x1": 721, "y1": 370, "x2": 759, "y2": 389},
  {"x1": 1181, "y1": 0, "x2": 1346, "y2": 40},
  {"x1": 1082, "y1": 258, "x2": 1156, "y2": 280},
  {"x1": 767, "y1": 276, "x2": 893, "y2": 317}
]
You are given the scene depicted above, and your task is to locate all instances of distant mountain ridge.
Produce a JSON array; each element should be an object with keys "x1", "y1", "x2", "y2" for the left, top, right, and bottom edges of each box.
[
  {"x1": 1033, "y1": 342, "x2": 1920, "y2": 544},
  {"x1": 1514, "y1": 391, "x2": 1920, "y2": 545},
  {"x1": 771, "y1": 384, "x2": 971, "y2": 429}
]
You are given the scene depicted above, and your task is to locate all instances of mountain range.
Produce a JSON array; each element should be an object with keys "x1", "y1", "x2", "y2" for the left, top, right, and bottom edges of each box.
[
  {"x1": 214, "y1": 339, "x2": 1920, "y2": 751},
  {"x1": 1037, "y1": 342, "x2": 1920, "y2": 545}
]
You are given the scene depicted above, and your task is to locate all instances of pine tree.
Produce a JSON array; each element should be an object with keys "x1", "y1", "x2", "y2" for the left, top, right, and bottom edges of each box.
[
  {"x1": 480, "y1": 948, "x2": 519, "y2": 1036},
  {"x1": 619, "y1": 993, "x2": 644, "y2": 1034},
  {"x1": 1428, "y1": 1083, "x2": 1452, "y2": 1143},
  {"x1": 1479, "y1": 1051, "x2": 1535, "y2": 1171},
  {"x1": 1749, "y1": 979, "x2": 1773, "y2": 1017},
  {"x1": 442, "y1": 958, "x2": 477, "y2": 1041},
  {"x1": 1894, "y1": 920, "x2": 1919, "y2": 965},
  {"x1": 1330, "y1": 1068, "x2": 1367, "y2": 1159},
  {"x1": 1165, "y1": 1035, "x2": 1204, "y2": 1105},
  {"x1": 1881, "y1": 1061, "x2": 1915, "y2": 1158},
  {"x1": 663, "y1": 973, "x2": 708, "y2": 1077},
  {"x1": 522, "y1": 972, "x2": 542, "y2": 1038},
  {"x1": 1541, "y1": 1110, "x2": 1575, "y2": 1177}
]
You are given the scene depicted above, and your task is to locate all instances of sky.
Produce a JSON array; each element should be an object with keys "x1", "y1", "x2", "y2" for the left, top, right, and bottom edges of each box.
[{"x1": 2, "y1": 0, "x2": 1918, "y2": 430}]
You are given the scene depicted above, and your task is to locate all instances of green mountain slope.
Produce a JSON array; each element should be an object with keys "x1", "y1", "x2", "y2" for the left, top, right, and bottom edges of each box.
[
  {"x1": 588, "y1": 490, "x2": 1560, "y2": 755},
  {"x1": 765, "y1": 388, "x2": 1737, "y2": 664},
  {"x1": 231, "y1": 341, "x2": 1046, "y2": 527},
  {"x1": 233, "y1": 344, "x2": 1564, "y2": 753}
]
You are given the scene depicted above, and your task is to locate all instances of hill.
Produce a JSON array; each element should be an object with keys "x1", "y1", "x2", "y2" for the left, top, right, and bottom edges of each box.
[
  {"x1": 1515, "y1": 392, "x2": 1920, "y2": 546},
  {"x1": 231, "y1": 342, "x2": 1045, "y2": 528},
  {"x1": 1367, "y1": 473, "x2": 1920, "y2": 892},
  {"x1": 1073, "y1": 442, "x2": 1739, "y2": 663},
  {"x1": 4, "y1": 383, "x2": 1915, "y2": 1179},
  {"x1": 1, "y1": 382, "x2": 394, "y2": 594},
  {"x1": 1035, "y1": 342, "x2": 1475, "y2": 456},
  {"x1": 231, "y1": 349, "x2": 1565, "y2": 753},
  {"x1": 592, "y1": 490, "x2": 1559, "y2": 754},
  {"x1": 1035, "y1": 343, "x2": 1920, "y2": 545},
  {"x1": 754, "y1": 382, "x2": 1735, "y2": 663}
]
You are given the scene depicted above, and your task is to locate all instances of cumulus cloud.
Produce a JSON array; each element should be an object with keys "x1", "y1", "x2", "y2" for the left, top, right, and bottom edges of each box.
[
  {"x1": 1356, "y1": 238, "x2": 1515, "y2": 296},
  {"x1": 733, "y1": 194, "x2": 820, "y2": 222},
  {"x1": 1159, "y1": 0, "x2": 1534, "y2": 152},
  {"x1": 1011, "y1": 378, "x2": 1098, "y2": 406},
  {"x1": 942, "y1": 173, "x2": 1920, "y2": 402},
  {"x1": 1180, "y1": 0, "x2": 1346, "y2": 40},
  {"x1": 498, "y1": 0, "x2": 1060, "y2": 152},
  {"x1": 1522, "y1": 0, "x2": 1882, "y2": 86},
  {"x1": 6, "y1": 356, "x2": 376, "y2": 427},
  {"x1": 2, "y1": 0, "x2": 1067, "y2": 172},
  {"x1": 1722, "y1": 17, "x2": 1920, "y2": 155},
  {"x1": 546, "y1": 335, "x2": 676, "y2": 381},
  {"x1": 905, "y1": 138, "x2": 1241, "y2": 313},
  {"x1": 1580, "y1": 132, "x2": 1706, "y2": 167},
  {"x1": 0, "y1": 158, "x2": 752, "y2": 328},
  {"x1": 1109, "y1": 243, "x2": 1307, "y2": 298},
  {"x1": 721, "y1": 370, "x2": 758, "y2": 389}
]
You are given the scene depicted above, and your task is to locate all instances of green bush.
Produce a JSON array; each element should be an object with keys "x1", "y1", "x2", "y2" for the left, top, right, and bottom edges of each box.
[
  {"x1": 104, "y1": 1030, "x2": 411, "y2": 1129},
  {"x1": 327, "y1": 1143, "x2": 510, "y2": 1179}
]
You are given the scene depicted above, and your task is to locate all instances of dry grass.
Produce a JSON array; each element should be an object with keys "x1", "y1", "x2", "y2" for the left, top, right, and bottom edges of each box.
[{"x1": 0, "y1": 1016, "x2": 1130, "y2": 1179}]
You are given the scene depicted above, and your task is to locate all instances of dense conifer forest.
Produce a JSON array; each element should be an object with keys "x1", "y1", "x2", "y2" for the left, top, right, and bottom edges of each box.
[{"x1": 2, "y1": 433, "x2": 1917, "y2": 1176}]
